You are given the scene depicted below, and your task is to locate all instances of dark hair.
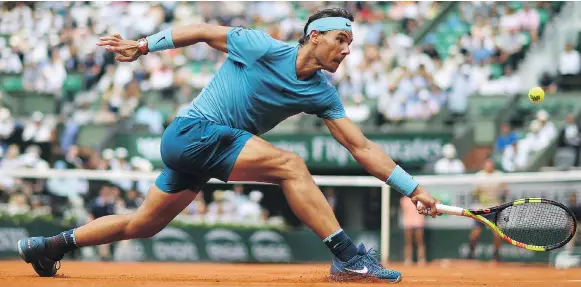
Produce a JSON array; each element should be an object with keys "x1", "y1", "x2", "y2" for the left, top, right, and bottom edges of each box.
[{"x1": 298, "y1": 7, "x2": 354, "y2": 46}]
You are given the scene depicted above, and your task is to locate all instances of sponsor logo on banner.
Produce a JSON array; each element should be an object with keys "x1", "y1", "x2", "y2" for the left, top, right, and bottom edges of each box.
[
  {"x1": 249, "y1": 230, "x2": 292, "y2": 262},
  {"x1": 265, "y1": 133, "x2": 451, "y2": 169},
  {"x1": 205, "y1": 229, "x2": 248, "y2": 262},
  {"x1": 0, "y1": 227, "x2": 28, "y2": 252},
  {"x1": 153, "y1": 227, "x2": 199, "y2": 261},
  {"x1": 310, "y1": 136, "x2": 445, "y2": 166}
]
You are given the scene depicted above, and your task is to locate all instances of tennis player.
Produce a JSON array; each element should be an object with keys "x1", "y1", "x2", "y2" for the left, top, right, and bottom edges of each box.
[{"x1": 18, "y1": 8, "x2": 439, "y2": 283}]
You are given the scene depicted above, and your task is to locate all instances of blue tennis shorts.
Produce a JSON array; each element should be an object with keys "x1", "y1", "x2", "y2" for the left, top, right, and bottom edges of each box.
[{"x1": 155, "y1": 116, "x2": 253, "y2": 193}]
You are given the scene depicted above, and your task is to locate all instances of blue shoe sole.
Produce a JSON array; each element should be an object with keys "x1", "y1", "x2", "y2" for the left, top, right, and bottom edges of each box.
[{"x1": 329, "y1": 273, "x2": 403, "y2": 283}]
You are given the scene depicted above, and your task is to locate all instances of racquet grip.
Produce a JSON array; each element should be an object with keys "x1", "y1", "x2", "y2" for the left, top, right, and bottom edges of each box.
[{"x1": 417, "y1": 202, "x2": 465, "y2": 216}]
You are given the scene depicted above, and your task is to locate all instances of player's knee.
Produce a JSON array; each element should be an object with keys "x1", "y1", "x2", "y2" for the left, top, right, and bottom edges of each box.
[{"x1": 279, "y1": 152, "x2": 310, "y2": 181}]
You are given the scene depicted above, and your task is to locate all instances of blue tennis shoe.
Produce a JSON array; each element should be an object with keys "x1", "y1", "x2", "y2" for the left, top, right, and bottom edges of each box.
[
  {"x1": 329, "y1": 243, "x2": 402, "y2": 283},
  {"x1": 18, "y1": 237, "x2": 62, "y2": 277}
]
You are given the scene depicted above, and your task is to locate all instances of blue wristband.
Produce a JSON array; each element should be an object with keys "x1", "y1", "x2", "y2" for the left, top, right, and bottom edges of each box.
[
  {"x1": 386, "y1": 165, "x2": 419, "y2": 197},
  {"x1": 146, "y1": 28, "x2": 175, "y2": 52}
]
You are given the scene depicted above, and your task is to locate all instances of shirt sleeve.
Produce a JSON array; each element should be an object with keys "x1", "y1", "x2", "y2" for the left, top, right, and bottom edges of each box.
[
  {"x1": 227, "y1": 27, "x2": 274, "y2": 66},
  {"x1": 314, "y1": 92, "x2": 346, "y2": 120}
]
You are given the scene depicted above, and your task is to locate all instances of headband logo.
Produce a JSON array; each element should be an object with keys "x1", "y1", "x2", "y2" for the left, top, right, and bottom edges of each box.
[{"x1": 306, "y1": 17, "x2": 353, "y2": 36}]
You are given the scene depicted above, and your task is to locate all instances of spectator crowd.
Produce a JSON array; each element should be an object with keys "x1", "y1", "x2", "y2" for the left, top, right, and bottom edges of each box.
[
  {"x1": 0, "y1": 1, "x2": 468, "y2": 131},
  {"x1": 0, "y1": 1, "x2": 563, "y2": 136}
]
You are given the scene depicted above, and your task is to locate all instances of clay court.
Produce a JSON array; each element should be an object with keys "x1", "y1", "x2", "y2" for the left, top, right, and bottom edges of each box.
[{"x1": 0, "y1": 260, "x2": 579, "y2": 287}]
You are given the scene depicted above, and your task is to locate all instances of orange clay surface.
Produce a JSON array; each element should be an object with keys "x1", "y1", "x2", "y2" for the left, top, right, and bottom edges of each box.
[{"x1": 1, "y1": 259, "x2": 580, "y2": 287}]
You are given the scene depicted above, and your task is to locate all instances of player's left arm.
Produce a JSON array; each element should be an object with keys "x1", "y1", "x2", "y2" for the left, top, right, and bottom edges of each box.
[
  {"x1": 324, "y1": 117, "x2": 438, "y2": 214},
  {"x1": 324, "y1": 118, "x2": 398, "y2": 181}
]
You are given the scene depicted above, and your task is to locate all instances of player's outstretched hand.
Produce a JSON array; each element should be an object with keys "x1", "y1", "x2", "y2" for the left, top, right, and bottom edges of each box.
[
  {"x1": 409, "y1": 186, "x2": 441, "y2": 218},
  {"x1": 96, "y1": 34, "x2": 141, "y2": 62}
]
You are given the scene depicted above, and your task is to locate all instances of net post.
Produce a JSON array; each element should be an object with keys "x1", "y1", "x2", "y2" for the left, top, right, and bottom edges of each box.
[{"x1": 380, "y1": 184, "x2": 390, "y2": 264}]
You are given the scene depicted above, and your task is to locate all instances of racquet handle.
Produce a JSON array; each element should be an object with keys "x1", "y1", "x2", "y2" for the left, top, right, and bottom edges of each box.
[{"x1": 416, "y1": 202, "x2": 464, "y2": 216}]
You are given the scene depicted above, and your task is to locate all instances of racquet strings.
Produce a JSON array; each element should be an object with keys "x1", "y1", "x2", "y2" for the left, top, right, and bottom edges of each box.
[{"x1": 495, "y1": 202, "x2": 575, "y2": 248}]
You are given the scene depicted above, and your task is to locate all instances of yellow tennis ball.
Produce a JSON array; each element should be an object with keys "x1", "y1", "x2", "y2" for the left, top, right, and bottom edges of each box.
[{"x1": 528, "y1": 87, "x2": 545, "y2": 104}]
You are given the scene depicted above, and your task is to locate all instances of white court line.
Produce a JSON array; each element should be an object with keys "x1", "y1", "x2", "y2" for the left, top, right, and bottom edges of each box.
[{"x1": 566, "y1": 280, "x2": 581, "y2": 282}]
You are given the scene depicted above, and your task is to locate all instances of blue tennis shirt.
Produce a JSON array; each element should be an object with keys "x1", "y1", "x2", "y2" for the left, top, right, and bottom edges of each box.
[{"x1": 177, "y1": 27, "x2": 346, "y2": 135}]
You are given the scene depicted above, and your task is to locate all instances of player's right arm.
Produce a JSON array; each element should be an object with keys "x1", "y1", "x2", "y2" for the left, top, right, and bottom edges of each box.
[
  {"x1": 98, "y1": 24, "x2": 274, "y2": 65},
  {"x1": 97, "y1": 23, "x2": 232, "y2": 61},
  {"x1": 171, "y1": 23, "x2": 231, "y2": 53}
]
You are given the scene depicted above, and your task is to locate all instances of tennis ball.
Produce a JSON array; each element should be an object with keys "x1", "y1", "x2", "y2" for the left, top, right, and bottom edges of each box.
[{"x1": 528, "y1": 87, "x2": 545, "y2": 104}]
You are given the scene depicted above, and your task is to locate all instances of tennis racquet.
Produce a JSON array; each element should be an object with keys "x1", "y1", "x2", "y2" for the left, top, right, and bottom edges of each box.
[{"x1": 418, "y1": 198, "x2": 577, "y2": 251}]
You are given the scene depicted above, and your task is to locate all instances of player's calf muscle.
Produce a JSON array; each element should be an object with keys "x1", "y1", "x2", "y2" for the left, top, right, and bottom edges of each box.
[
  {"x1": 74, "y1": 214, "x2": 133, "y2": 246},
  {"x1": 75, "y1": 211, "x2": 166, "y2": 246}
]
